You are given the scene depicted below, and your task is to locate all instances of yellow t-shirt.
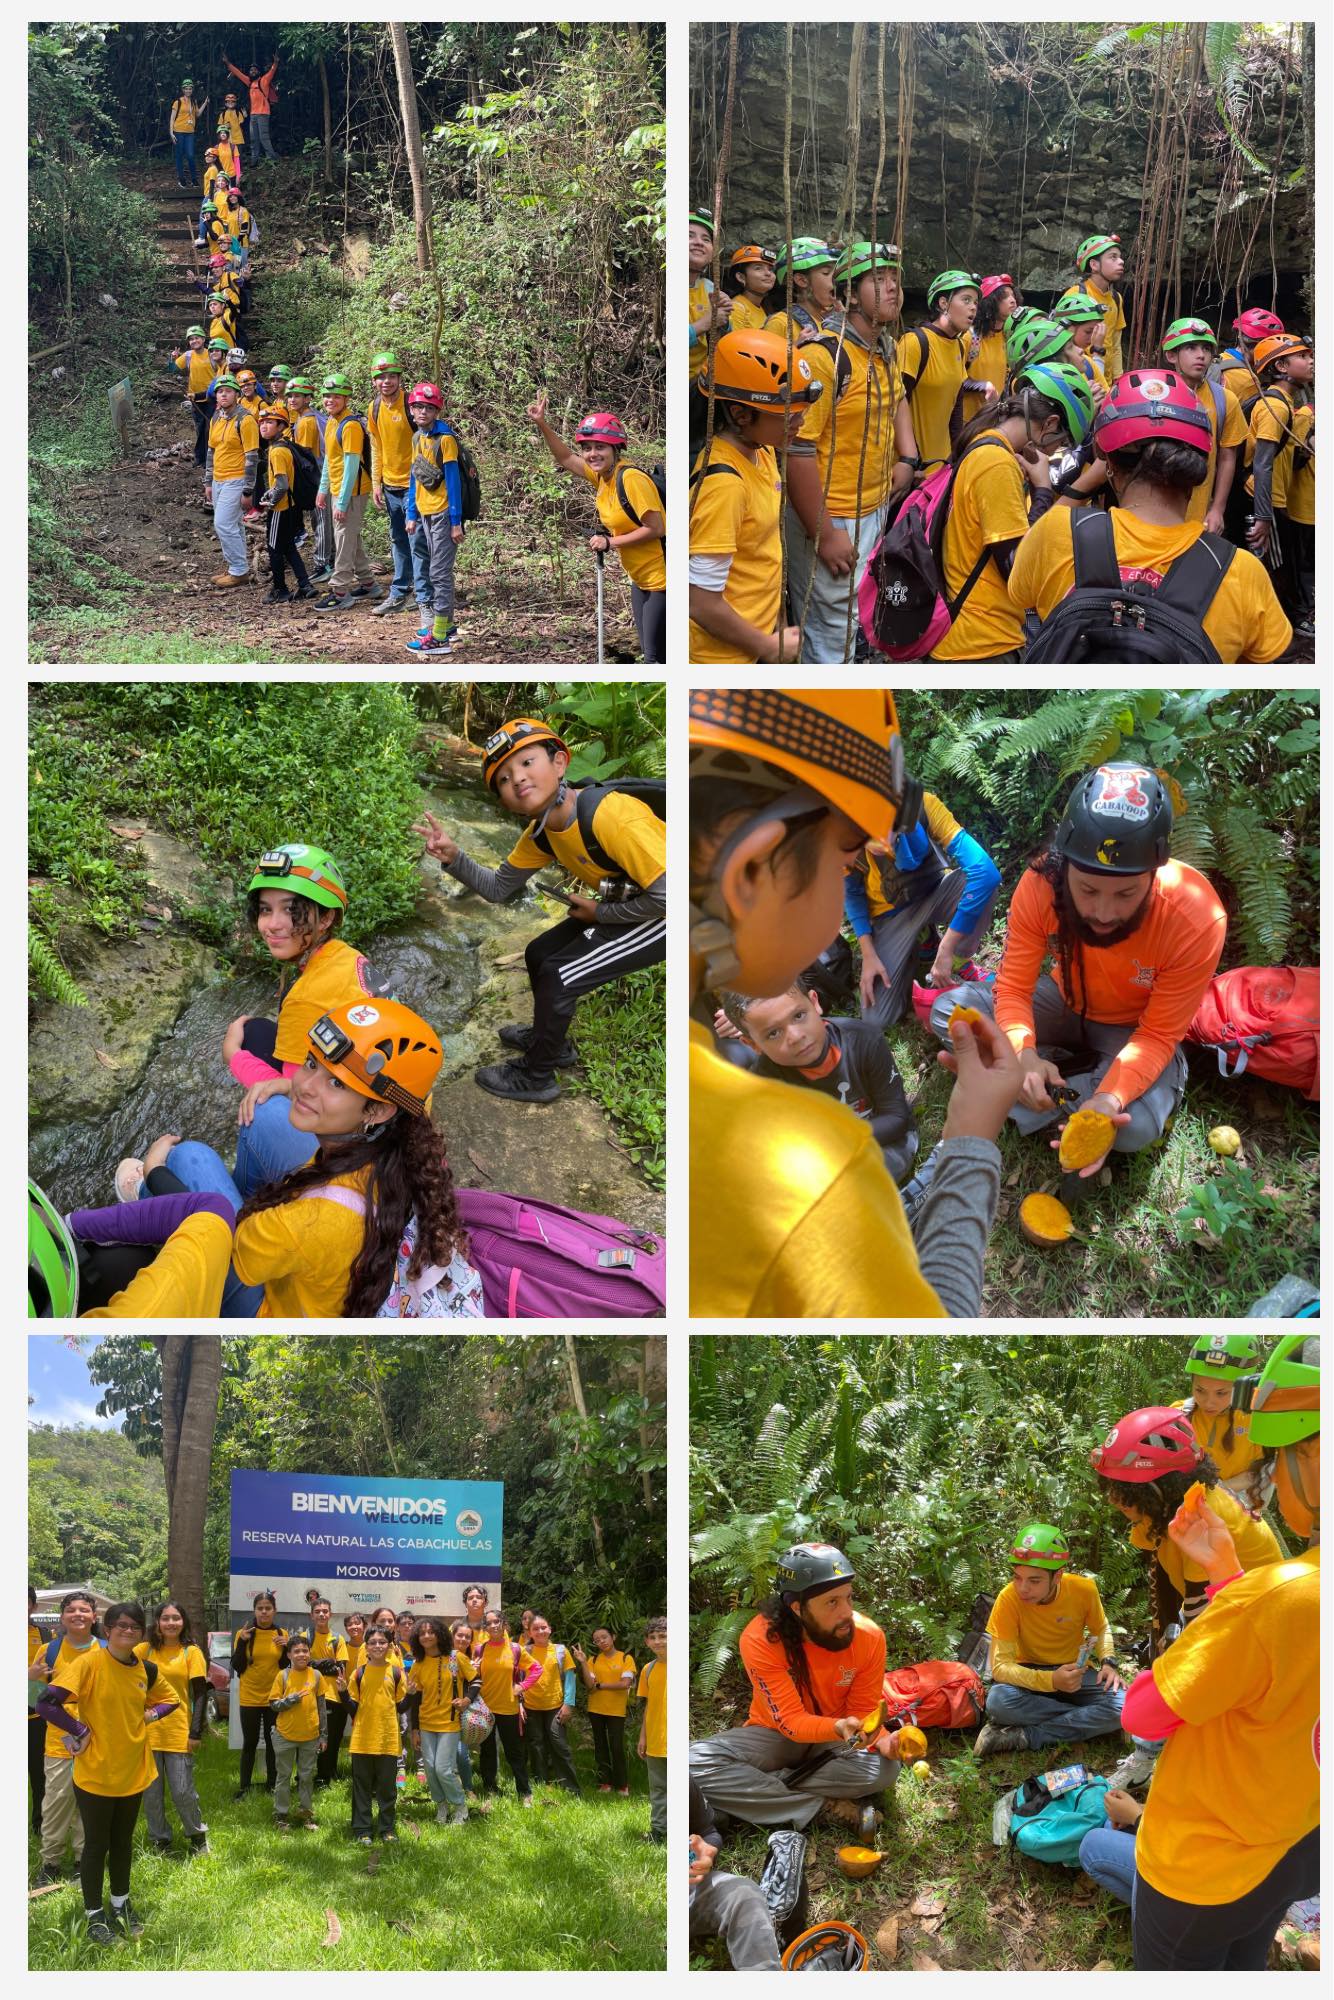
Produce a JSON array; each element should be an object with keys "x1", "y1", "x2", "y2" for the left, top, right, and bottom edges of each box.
[
  {"x1": 689, "y1": 1019, "x2": 947, "y2": 1319},
  {"x1": 409, "y1": 426, "x2": 460, "y2": 520},
  {"x1": 236, "y1": 1623, "x2": 288, "y2": 1707},
  {"x1": 1171, "y1": 1399, "x2": 1266, "y2": 1487},
  {"x1": 796, "y1": 328, "x2": 904, "y2": 514},
  {"x1": 231, "y1": 1164, "x2": 374, "y2": 1319},
  {"x1": 264, "y1": 442, "x2": 295, "y2": 514},
  {"x1": 218, "y1": 108, "x2": 246, "y2": 146},
  {"x1": 207, "y1": 314, "x2": 233, "y2": 348},
  {"x1": 238, "y1": 392, "x2": 266, "y2": 422},
  {"x1": 968, "y1": 329, "x2": 1008, "y2": 392},
  {"x1": 309, "y1": 1629, "x2": 347, "y2": 1704},
  {"x1": 1008, "y1": 503, "x2": 1292, "y2": 663},
  {"x1": 1058, "y1": 277, "x2": 1125, "y2": 379},
  {"x1": 1136, "y1": 1550, "x2": 1319, "y2": 1904},
  {"x1": 43, "y1": 1635, "x2": 98, "y2": 1758},
  {"x1": 83, "y1": 1210, "x2": 232, "y2": 1319},
  {"x1": 587, "y1": 1648, "x2": 636, "y2": 1717},
  {"x1": 524, "y1": 1641, "x2": 569, "y2": 1712},
  {"x1": 986, "y1": 1574, "x2": 1108, "y2": 1686},
  {"x1": 688, "y1": 435, "x2": 783, "y2": 664},
  {"x1": 170, "y1": 97, "x2": 198, "y2": 133},
  {"x1": 637, "y1": 1656, "x2": 666, "y2": 1755},
  {"x1": 273, "y1": 938, "x2": 380, "y2": 1064},
  {"x1": 348, "y1": 1659, "x2": 403, "y2": 1756},
  {"x1": 325, "y1": 412, "x2": 373, "y2": 499},
  {"x1": 203, "y1": 163, "x2": 224, "y2": 202},
  {"x1": 175, "y1": 347, "x2": 216, "y2": 397},
  {"x1": 1285, "y1": 404, "x2": 1314, "y2": 526},
  {"x1": 208, "y1": 408, "x2": 259, "y2": 483},
  {"x1": 134, "y1": 1641, "x2": 205, "y2": 1753},
  {"x1": 57, "y1": 1646, "x2": 166, "y2": 1797},
  {"x1": 291, "y1": 411, "x2": 322, "y2": 459},
  {"x1": 931, "y1": 430, "x2": 1029, "y2": 660},
  {"x1": 1183, "y1": 380, "x2": 1248, "y2": 525},
  {"x1": 214, "y1": 139, "x2": 239, "y2": 177},
  {"x1": 408, "y1": 1654, "x2": 465, "y2": 1733},
  {"x1": 687, "y1": 279, "x2": 713, "y2": 381},
  {"x1": 506, "y1": 786, "x2": 666, "y2": 893},
  {"x1": 1220, "y1": 362, "x2": 1255, "y2": 405},
  {"x1": 28, "y1": 1621, "x2": 46, "y2": 1716},
  {"x1": 576, "y1": 460, "x2": 666, "y2": 593},
  {"x1": 901, "y1": 325, "x2": 968, "y2": 470},
  {"x1": 862, "y1": 793, "x2": 965, "y2": 921},
  {"x1": 729, "y1": 296, "x2": 768, "y2": 332},
  {"x1": 267, "y1": 1662, "x2": 323, "y2": 1743},
  {"x1": 1128, "y1": 1483, "x2": 1282, "y2": 1597},
  {"x1": 475, "y1": 1638, "x2": 538, "y2": 1718},
  {"x1": 342, "y1": 1639, "x2": 367, "y2": 1680},
  {"x1": 765, "y1": 308, "x2": 826, "y2": 349},
  {"x1": 368, "y1": 390, "x2": 415, "y2": 488}
]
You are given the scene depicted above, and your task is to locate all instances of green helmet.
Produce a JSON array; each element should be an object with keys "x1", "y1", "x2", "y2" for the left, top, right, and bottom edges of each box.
[
  {"x1": 833, "y1": 240, "x2": 902, "y2": 289},
  {"x1": 287, "y1": 375, "x2": 315, "y2": 395},
  {"x1": 201, "y1": 199, "x2": 217, "y2": 214},
  {"x1": 1004, "y1": 305, "x2": 1045, "y2": 337},
  {"x1": 927, "y1": 268, "x2": 980, "y2": 311},
  {"x1": 213, "y1": 374, "x2": 240, "y2": 392},
  {"x1": 268, "y1": 363, "x2": 293, "y2": 382},
  {"x1": 322, "y1": 373, "x2": 353, "y2": 397},
  {"x1": 29, "y1": 1182, "x2": 78, "y2": 1318},
  {"x1": 688, "y1": 209, "x2": 716, "y2": 235},
  {"x1": 1009, "y1": 1522, "x2": 1071, "y2": 1570},
  {"x1": 371, "y1": 350, "x2": 402, "y2": 378},
  {"x1": 773, "y1": 236, "x2": 837, "y2": 282},
  {"x1": 1162, "y1": 316, "x2": 1217, "y2": 354},
  {"x1": 181, "y1": 78, "x2": 194, "y2": 90},
  {"x1": 1076, "y1": 233, "x2": 1121, "y2": 271},
  {"x1": 1244, "y1": 1334, "x2": 1318, "y2": 1448},
  {"x1": 247, "y1": 843, "x2": 349, "y2": 911},
  {"x1": 1006, "y1": 314, "x2": 1073, "y2": 372},
  {"x1": 208, "y1": 337, "x2": 230, "y2": 353},
  {"x1": 1050, "y1": 293, "x2": 1106, "y2": 328},
  {"x1": 185, "y1": 324, "x2": 206, "y2": 339},
  {"x1": 1187, "y1": 1333, "x2": 1265, "y2": 1383},
  {"x1": 1013, "y1": 360, "x2": 1096, "y2": 444}
]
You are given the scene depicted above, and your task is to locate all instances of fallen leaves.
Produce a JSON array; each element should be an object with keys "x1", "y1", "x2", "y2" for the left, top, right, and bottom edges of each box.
[
  {"x1": 93, "y1": 1049, "x2": 120, "y2": 1070},
  {"x1": 875, "y1": 1916, "x2": 899, "y2": 1961},
  {"x1": 465, "y1": 1147, "x2": 493, "y2": 1180},
  {"x1": 321, "y1": 1908, "x2": 342, "y2": 1948},
  {"x1": 910, "y1": 1889, "x2": 947, "y2": 1918},
  {"x1": 910, "y1": 1953, "x2": 942, "y2": 1971}
]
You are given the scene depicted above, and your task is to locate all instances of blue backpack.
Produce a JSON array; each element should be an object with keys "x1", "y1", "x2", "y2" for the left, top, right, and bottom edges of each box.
[{"x1": 1009, "y1": 1773, "x2": 1110, "y2": 1866}]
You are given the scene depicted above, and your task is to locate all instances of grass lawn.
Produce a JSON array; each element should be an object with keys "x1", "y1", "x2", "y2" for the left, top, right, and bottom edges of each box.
[{"x1": 29, "y1": 1728, "x2": 665, "y2": 1970}]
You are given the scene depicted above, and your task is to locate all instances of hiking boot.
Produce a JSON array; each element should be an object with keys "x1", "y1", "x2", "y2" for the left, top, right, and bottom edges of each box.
[
  {"x1": 973, "y1": 1721, "x2": 1030, "y2": 1758},
  {"x1": 114, "y1": 1157, "x2": 145, "y2": 1203},
  {"x1": 312, "y1": 592, "x2": 356, "y2": 611},
  {"x1": 211, "y1": 571, "x2": 248, "y2": 589},
  {"x1": 473, "y1": 1061, "x2": 560, "y2": 1104},
  {"x1": 821, "y1": 1798, "x2": 881, "y2": 1839},
  {"x1": 405, "y1": 632, "x2": 451, "y2": 655},
  {"x1": 85, "y1": 1912, "x2": 117, "y2": 1947},
  {"x1": 498, "y1": 1022, "x2": 579, "y2": 1068},
  {"x1": 265, "y1": 587, "x2": 292, "y2": 603},
  {"x1": 32, "y1": 1865, "x2": 64, "y2": 1888},
  {"x1": 372, "y1": 592, "x2": 409, "y2": 616},
  {"x1": 113, "y1": 1898, "x2": 145, "y2": 1939},
  {"x1": 186, "y1": 1834, "x2": 209, "y2": 1857}
]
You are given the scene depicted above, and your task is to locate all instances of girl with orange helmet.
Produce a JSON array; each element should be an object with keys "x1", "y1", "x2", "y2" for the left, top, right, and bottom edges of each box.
[
  {"x1": 689, "y1": 686, "x2": 1020, "y2": 1317},
  {"x1": 1242, "y1": 333, "x2": 1314, "y2": 627}
]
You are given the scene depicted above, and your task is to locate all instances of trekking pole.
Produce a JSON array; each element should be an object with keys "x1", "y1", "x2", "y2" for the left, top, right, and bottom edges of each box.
[{"x1": 595, "y1": 546, "x2": 605, "y2": 666}]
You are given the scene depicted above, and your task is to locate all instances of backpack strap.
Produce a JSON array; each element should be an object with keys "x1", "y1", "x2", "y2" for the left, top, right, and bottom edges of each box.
[
  {"x1": 944, "y1": 436, "x2": 1021, "y2": 620},
  {"x1": 1154, "y1": 531, "x2": 1236, "y2": 620},
  {"x1": 1207, "y1": 378, "x2": 1225, "y2": 436},
  {"x1": 899, "y1": 328, "x2": 929, "y2": 391},
  {"x1": 614, "y1": 465, "x2": 662, "y2": 528},
  {"x1": 689, "y1": 461, "x2": 743, "y2": 489},
  {"x1": 1070, "y1": 506, "x2": 1122, "y2": 591}
]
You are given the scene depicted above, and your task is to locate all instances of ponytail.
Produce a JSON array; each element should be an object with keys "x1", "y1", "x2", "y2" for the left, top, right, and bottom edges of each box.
[{"x1": 952, "y1": 387, "x2": 1064, "y2": 464}]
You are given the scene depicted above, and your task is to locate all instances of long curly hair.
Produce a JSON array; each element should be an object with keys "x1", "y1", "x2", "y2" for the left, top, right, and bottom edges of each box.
[
  {"x1": 236, "y1": 1113, "x2": 467, "y2": 1317},
  {"x1": 1031, "y1": 847, "x2": 1089, "y2": 1028},
  {"x1": 1102, "y1": 1452, "x2": 1220, "y2": 1549},
  {"x1": 760, "y1": 1592, "x2": 820, "y2": 1713}
]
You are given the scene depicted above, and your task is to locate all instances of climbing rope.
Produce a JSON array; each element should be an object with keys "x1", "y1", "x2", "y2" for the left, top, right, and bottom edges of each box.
[{"x1": 690, "y1": 21, "x2": 738, "y2": 518}]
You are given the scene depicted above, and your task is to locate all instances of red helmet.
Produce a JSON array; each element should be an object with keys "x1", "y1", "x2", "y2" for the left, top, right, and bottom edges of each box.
[
  {"x1": 1089, "y1": 1407, "x2": 1201, "y2": 1483},
  {"x1": 1233, "y1": 307, "x2": 1284, "y2": 342},
  {"x1": 407, "y1": 381, "x2": 442, "y2": 410},
  {"x1": 1093, "y1": 368, "x2": 1211, "y2": 457},
  {"x1": 575, "y1": 411, "x2": 628, "y2": 447},
  {"x1": 980, "y1": 273, "x2": 1015, "y2": 300}
]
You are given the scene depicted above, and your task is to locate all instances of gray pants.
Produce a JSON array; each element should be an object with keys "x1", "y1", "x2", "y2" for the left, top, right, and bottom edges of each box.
[
  {"x1": 419, "y1": 510, "x2": 458, "y2": 622},
  {"x1": 143, "y1": 1749, "x2": 206, "y2": 1842},
  {"x1": 689, "y1": 1725, "x2": 898, "y2": 1833},
  {"x1": 782, "y1": 502, "x2": 888, "y2": 664},
  {"x1": 690, "y1": 1870, "x2": 783, "y2": 1969},
  {"x1": 645, "y1": 1753, "x2": 667, "y2": 1839},
  {"x1": 274, "y1": 1735, "x2": 318, "y2": 1819},
  {"x1": 860, "y1": 869, "x2": 967, "y2": 1029},
  {"x1": 929, "y1": 973, "x2": 1188, "y2": 1150},
  {"x1": 249, "y1": 112, "x2": 278, "y2": 162}
]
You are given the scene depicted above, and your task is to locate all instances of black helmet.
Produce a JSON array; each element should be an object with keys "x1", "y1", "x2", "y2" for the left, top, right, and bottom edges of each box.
[
  {"x1": 775, "y1": 1542, "x2": 855, "y2": 1598},
  {"x1": 1053, "y1": 761, "x2": 1173, "y2": 876}
]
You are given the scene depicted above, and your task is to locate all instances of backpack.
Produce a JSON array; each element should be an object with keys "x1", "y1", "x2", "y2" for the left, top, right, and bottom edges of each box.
[
  {"x1": 1187, "y1": 965, "x2": 1320, "y2": 1100},
  {"x1": 881, "y1": 1659, "x2": 986, "y2": 1731},
  {"x1": 335, "y1": 410, "x2": 371, "y2": 470},
  {"x1": 297, "y1": 1187, "x2": 486, "y2": 1318},
  {"x1": 1022, "y1": 506, "x2": 1236, "y2": 664},
  {"x1": 528, "y1": 778, "x2": 667, "y2": 883},
  {"x1": 455, "y1": 1188, "x2": 666, "y2": 1318},
  {"x1": 1006, "y1": 1773, "x2": 1111, "y2": 1866},
  {"x1": 451, "y1": 429, "x2": 483, "y2": 521},
  {"x1": 285, "y1": 439, "x2": 321, "y2": 511},
  {"x1": 614, "y1": 463, "x2": 666, "y2": 537},
  {"x1": 857, "y1": 435, "x2": 1012, "y2": 659}
]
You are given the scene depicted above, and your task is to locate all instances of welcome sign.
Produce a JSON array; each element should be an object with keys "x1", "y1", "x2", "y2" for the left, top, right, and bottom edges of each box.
[{"x1": 229, "y1": 1470, "x2": 503, "y2": 1620}]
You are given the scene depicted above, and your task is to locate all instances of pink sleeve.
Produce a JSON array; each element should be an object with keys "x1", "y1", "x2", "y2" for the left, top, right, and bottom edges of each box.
[
  {"x1": 229, "y1": 1051, "x2": 299, "y2": 1086},
  {"x1": 1121, "y1": 1665, "x2": 1184, "y2": 1739},
  {"x1": 517, "y1": 1658, "x2": 543, "y2": 1695}
]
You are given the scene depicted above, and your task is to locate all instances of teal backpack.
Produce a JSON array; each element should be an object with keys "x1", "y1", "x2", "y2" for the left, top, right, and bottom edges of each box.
[{"x1": 1008, "y1": 1773, "x2": 1110, "y2": 1866}]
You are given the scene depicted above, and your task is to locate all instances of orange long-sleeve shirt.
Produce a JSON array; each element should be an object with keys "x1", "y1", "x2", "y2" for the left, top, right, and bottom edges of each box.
[
  {"x1": 995, "y1": 860, "x2": 1226, "y2": 1108},
  {"x1": 741, "y1": 1609, "x2": 886, "y2": 1744},
  {"x1": 226, "y1": 60, "x2": 278, "y2": 116}
]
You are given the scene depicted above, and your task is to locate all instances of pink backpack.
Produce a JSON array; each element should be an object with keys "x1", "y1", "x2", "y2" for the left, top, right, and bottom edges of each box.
[
  {"x1": 857, "y1": 436, "x2": 1011, "y2": 660},
  {"x1": 455, "y1": 1189, "x2": 665, "y2": 1318}
]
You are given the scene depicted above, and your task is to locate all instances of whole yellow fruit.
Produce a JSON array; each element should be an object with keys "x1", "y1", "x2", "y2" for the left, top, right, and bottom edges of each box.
[
  {"x1": 1208, "y1": 1126, "x2": 1242, "y2": 1157},
  {"x1": 911, "y1": 1760, "x2": 931, "y2": 1779}
]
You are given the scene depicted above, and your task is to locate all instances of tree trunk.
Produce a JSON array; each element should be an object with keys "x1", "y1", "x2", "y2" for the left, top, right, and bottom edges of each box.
[
  {"x1": 388, "y1": 21, "x2": 432, "y2": 271},
  {"x1": 318, "y1": 54, "x2": 333, "y2": 185},
  {"x1": 160, "y1": 1338, "x2": 223, "y2": 1645},
  {"x1": 562, "y1": 1335, "x2": 606, "y2": 1563},
  {"x1": 1301, "y1": 22, "x2": 1314, "y2": 318}
]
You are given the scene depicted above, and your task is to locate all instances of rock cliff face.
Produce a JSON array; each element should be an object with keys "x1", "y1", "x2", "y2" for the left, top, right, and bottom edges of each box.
[{"x1": 690, "y1": 23, "x2": 1309, "y2": 314}]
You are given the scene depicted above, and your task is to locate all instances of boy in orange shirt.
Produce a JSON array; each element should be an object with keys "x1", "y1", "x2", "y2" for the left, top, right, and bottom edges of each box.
[{"x1": 937, "y1": 762, "x2": 1225, "y2": 1188}]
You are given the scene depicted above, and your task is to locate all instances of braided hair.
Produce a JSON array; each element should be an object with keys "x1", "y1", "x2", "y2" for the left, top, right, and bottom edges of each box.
[
  {"x1": 1032, "y1": 846, "x2": 1089, "y2": 1029},
  {"x1": 760, "y1": 1592, "x2": 819, "y2": 1713}
]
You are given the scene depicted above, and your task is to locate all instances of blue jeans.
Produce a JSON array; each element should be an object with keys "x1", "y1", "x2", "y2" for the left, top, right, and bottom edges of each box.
[
  {"x1": 382, "y1": 485, "x2": 432, "y2": 604},
  {"x1": 985, "y1": 1670, "x2": 1125, "y2": 1747},
  {"x1": 419, "y1": 1730, "x2": 467, "y2": 1814},
  {"x1": 173, "y1": 133, "x2": 197, "y2": 183},
  {"x1": 233, "y1": 1093, "x2": 318, "y2": 1199},
  {"x1": 1079, "y1": 1823, "x2": 1136, "y2": 1904},
  {"x1": 154, "y1": 1141, "x2": 263, "y2": 1317}
]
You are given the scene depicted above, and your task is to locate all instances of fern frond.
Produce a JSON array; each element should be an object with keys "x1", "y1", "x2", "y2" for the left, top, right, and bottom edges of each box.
[
  {"x1": 692, "y1": 1607, "x2": 750, "y2": 1697},
  {"x1": 28, "y1": 924, "x2": 88, "y2": 1007},
  {"x1": 1212, "y1": 806, "x2": 1292, "y2": 961},
  {"x1": 1167, "y1": 813, "x2": 1217, "y2": 874}
]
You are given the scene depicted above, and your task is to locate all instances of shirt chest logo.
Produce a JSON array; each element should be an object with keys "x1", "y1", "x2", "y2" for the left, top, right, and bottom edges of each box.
[{"x1": 1129, "y1": 958, "x2": 1158, "y2": 989}]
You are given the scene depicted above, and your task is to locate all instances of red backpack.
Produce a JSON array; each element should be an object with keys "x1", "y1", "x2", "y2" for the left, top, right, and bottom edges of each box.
[
  {"x1": 1187, "y1": 966, "x2": 1320, "y2": 1101},
  {"x1": 882, "y1": 1658, "x2": 986, "y2": 1730}
]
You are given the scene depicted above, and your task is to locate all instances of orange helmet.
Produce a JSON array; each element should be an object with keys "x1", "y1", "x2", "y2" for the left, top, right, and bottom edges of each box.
[
  {"x1": 307, "y1": 1000, "x2": 441, "y2": 1118},
  {"x1": 688, "y1": 688, "x2": 919, "y2": 843},
  {"x1": 481, "y1": 718, "x2": 569, "y2": 791},
  {"x1": 729, "y1": 243, "x2": 776, "y2": 272},
  {"x1": 1252, "y1": 333, "x2": 1310, "y2": 374},
  {"x1": 702, "y1": 329, "x2": 823, "y2": 407}
]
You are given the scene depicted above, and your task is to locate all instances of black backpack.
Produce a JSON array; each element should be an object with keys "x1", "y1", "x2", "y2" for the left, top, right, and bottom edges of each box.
[
  {"x1": 454, "y1": 432, "x2": 482, "y2": 521},
  {"x1": 529, "y1": 779, "x2": 666, "y2": 882},
  {"x1": 285, "y1": 439, "x2": 321, "y2": 510},
  {"x1": 614, "y1": 464, "x2": 666, "y2": 537},
  {"x1": 1023, "y1": 507, "x2": 1236, "y2": 664}
]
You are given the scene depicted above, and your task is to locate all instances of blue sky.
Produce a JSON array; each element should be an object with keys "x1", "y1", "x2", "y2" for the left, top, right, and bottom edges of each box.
[{"x1": 28, "y1": 1335, "x2": 121, "y2": 1430}]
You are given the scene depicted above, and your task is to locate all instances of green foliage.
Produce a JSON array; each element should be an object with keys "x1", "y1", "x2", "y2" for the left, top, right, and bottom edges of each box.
[
  {"x1": 568, "y1": 964, "x2": 665, "y2": 1185},
  {"x1": 1173, "y1": 1158, "x2": 1285, "y2": 1250},
  {"x1": 28, "y1": 923, "x2": 88, "y2": 1007},
  {"x1": 28, "y1": 1422, "x2": 169, "y2": 1601}
]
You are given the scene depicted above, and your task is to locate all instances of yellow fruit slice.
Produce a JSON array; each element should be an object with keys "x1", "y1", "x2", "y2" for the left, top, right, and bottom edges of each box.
[
  {"x1": 894, "y1": 1724, "x2": 928, "y2": 1761},
  {"x1": 836, "y1": 1845, "x2": 884, "y2": 1879},
  {"x1": 948, "y1": 1004, "x2": 984, "y2": 1029},
  {"x1": 861, "y1": 1703, "x2": 884, "y2": 1739},
  {"x1": 1059, "y1": 1107, "x2": 1116, "y2": 1170},
  {"x1": 1183, "y1": 1479, "x2": 1206, "y2": 1512},
  {"x1": 1018, "y1": 1192, "x2": 1075, "y2": 1246}
]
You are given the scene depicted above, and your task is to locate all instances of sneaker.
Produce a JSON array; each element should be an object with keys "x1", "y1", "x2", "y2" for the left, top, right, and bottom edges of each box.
[
  {"x1": 114, "y1": 1157, "x2": 145, "y2": 1203},
  {"x1": 355, "y1": 1834, "x2": 373, "y2": 1847},
  {"x1": 312, "y1": 592, "x2": 356, "y2": 611},
  {"x1": 1295, "y1": 618, "x2": 1315, "y2": 637},
  {"x1": 275, "y1": 1817, "x2": 290, "y2": 1834},
  {"x1": 973, "y1": 1720, "x2": 1030, "y2": 1758},
  {"x1": 309, "y1": 565, "x2": 333, "y2": 584},
  {"x1": 150, "y1": 1837, "x2": 173, "y2": 1855},
  {"x1": 473, "y1": 1060, "x2": 561, "y2": 1104},
  {"x1": 32, "y1": 1865, "x2": 64, "y2": 1888},
  {"x1": 597, "y1": 1783, "x2": 612, "y2": 1794},
  {"x1": 242, "y1": 508, "x2": 263, "y2": 525},
  {"x1": 498, "y1": 1022, "x2": 579, "y2": 1068},
  {"x1": 520, "y1": 1794, "x2": 535, "y2": 1808},
  {"x1": 381, "y1": 1831, "x2": 398, "y2": 1845},
  {"x1": 616, "y1": 1787, "x2": 631, "y2": 1797},
  {"x1": 447, "y1": 1808, "x2": 468, "y2": 1826},
  {"x1": 113, "y1": 1898, "x2": 145, "y2": 1939},
  {"x1": 186, "y1": 1834, "x2": 209, "y2": 1857},
  {"x1": 85, "y1": 1912, "x2": 117, "y2": 1947},
  {"x1": 1106, "y1": 1745, "x2": 1161, "y2": 1790},
  {"x1": 346, "y1": 584, "x2": 383, "y2": 600},
  {"x1": 265, "y1": 587, "x2": 292, "y2": 603},
  {"x1": 300, "y1": 1816, "x2": 320, "y2": 1831},
  {"x1": 405, "y1": 632, "x2": 451, "y2": 655},
  {"x1": 371, "y1": 592, "x2": 409, "y2": 616},
  {"x1": 233, "y1": 1786, "x2": 251, "y2": 1801}
]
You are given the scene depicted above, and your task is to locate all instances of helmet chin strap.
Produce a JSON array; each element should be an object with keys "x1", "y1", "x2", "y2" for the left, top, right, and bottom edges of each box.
[{"x1": 690, "y1": 785, "x2": 831, "y2": 994}]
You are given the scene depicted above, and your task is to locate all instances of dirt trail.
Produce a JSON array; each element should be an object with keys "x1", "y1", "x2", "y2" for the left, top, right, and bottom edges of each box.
[{"x1": 30, "y1": 161, "x2": 642, "y2": 667}]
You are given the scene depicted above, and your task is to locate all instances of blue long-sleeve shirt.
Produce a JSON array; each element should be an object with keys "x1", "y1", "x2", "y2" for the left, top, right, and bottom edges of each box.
[
  {"x1": 406, "y1": 418, "x2": 463, "y2": 527},
  {"x1": 845, "y1": 803, "x2": 1000, "y2": 937}
]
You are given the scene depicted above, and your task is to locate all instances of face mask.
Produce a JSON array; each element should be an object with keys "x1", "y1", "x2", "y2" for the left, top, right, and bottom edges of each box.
[{"x1": 1274, "y1": 1445, "x2": 1319, "y2": 1543}]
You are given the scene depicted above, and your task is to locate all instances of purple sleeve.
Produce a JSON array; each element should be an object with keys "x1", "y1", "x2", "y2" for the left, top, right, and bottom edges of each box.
[
  {"x1": 35, "y1": 1687, "x2": 89, "y2": 1742},
  {"x1": 68, "y1": 1191, "x2": 236, "y2": 1246}
]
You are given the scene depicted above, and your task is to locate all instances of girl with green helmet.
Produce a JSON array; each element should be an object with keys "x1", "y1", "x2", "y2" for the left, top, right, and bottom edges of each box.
[
  {"x1": 1172, "y1": 1333, "x2": 1269, "y2": 1508},
  {"x1": 1158, "y1": 317, "x2": 1246, "y2": 534},
  {"x1": 1051, "y1": 292, "x2": 1112, "y2": 408},
  {"x1": 900, "y1": 270, "x2": 988, "y2": 473},
  {"x1": 976, "y1": 1518, "x2": 1125, "y2": 1757},
  {"x1": 930, "y1": 358, "x2": 1094, "y2": 664},
  {"x1": 767, "y1": 236, "x2": 838, "y2": 350}
]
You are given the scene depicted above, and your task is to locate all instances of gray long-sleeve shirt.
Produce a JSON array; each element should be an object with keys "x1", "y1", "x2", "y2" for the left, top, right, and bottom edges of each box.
[
  {"x1": 909, "y1": 1134, "x2": 1001, "y2": 1319},
  {"x1": 443, "y1": 851, "x2": 667, "y2": 931}
]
